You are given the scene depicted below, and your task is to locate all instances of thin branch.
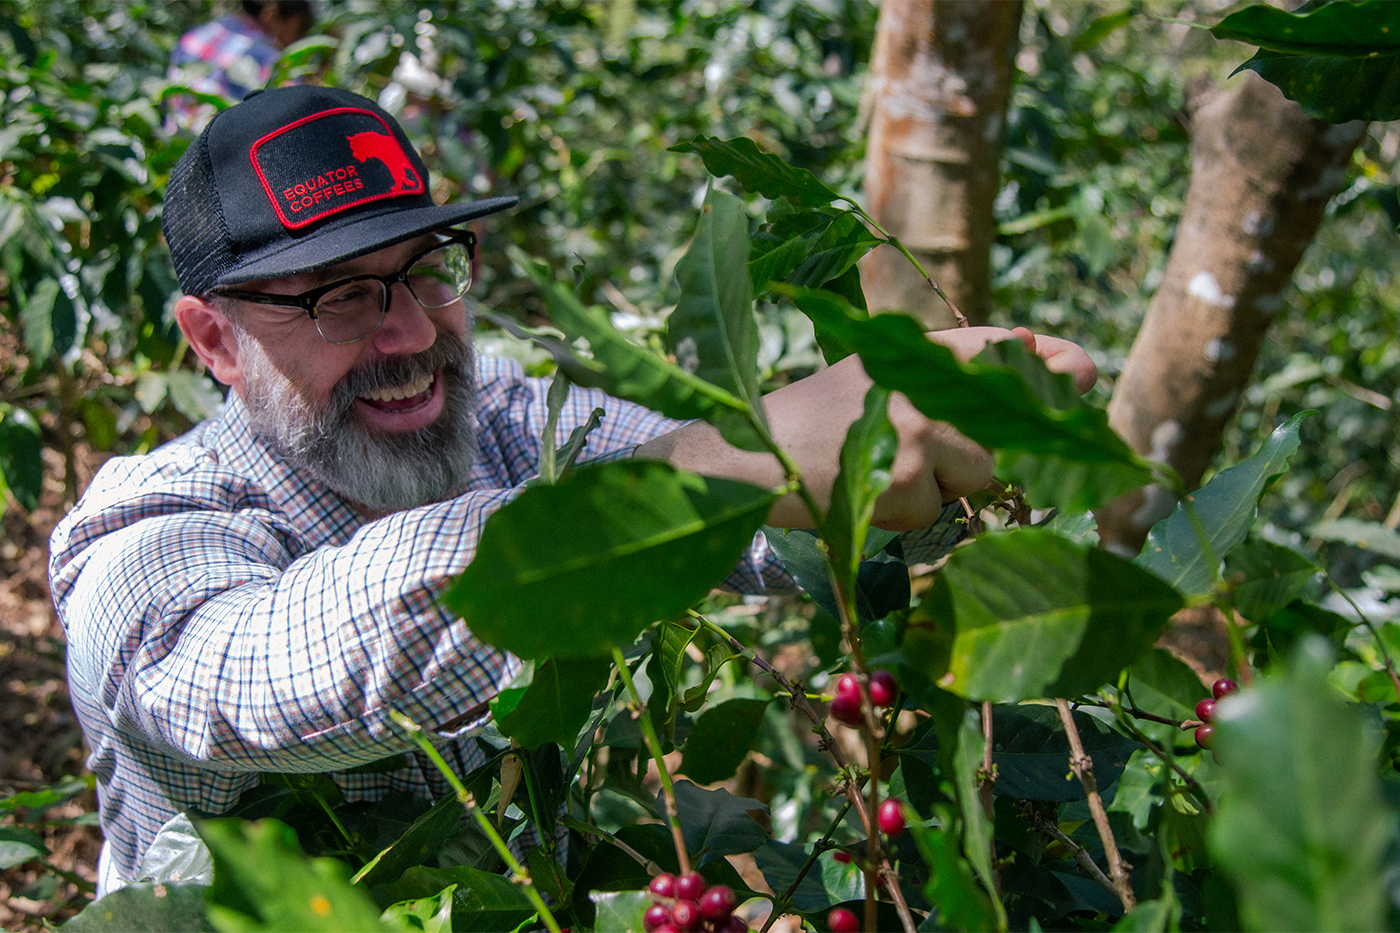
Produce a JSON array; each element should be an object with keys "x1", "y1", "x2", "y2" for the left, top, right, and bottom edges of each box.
[
  {"x1": 612, "y1": 647, "x2": 691, "y2": 876},
  {"x1": 1054, "y1": 699, "x2": 1136, "y2": 912},
  {"x1": 1028, "y1": 808, "x2": 1119, "y2": 899},
  {"x1": 561, "y1": 817, "x2": 666, "y2": 876}
]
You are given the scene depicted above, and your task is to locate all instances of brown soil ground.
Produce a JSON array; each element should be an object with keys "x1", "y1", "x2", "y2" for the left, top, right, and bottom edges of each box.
[{"x1": 1, "y1": 446, "x2": 103, "y2": 932}]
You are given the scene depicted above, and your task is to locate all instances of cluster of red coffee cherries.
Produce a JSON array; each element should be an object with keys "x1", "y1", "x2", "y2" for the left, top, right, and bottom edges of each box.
[
  {"x1": 1191, "y1": 677, "x2": 1238, "y2": 749},
  {"x1": 644, "y1": 872, "x2": 745, "y2": 932},
  {"x1": 828, "y1": 670, "x2": 898, "y2": 727}
]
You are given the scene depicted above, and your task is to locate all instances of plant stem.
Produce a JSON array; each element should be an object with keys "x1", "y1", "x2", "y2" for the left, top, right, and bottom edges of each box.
[
  {"x1": 1097, "y1": 696, "x2": 1214, "y2": 817},
  {"x1": 389, "y1": 711, "x2": 562, "y2": 933},
  {"x1": 843, "y1": 199, "x2": 967, "y2": 326},
  {"x1": 611, "y1": 647, "x2": 691, "y2": 876},
  {"x1": 561, "y1": 817, "x2": 666, "y2": 876},
  {"x1": 1027, "y1": 809, "x2": 1119, "y2": 900},
  {"x1": 692, "y1": 612, "x2": 917, "y2": 933},
  {"x1": 1054, "y1": 699, "x2": 1135, "y2": 912}
]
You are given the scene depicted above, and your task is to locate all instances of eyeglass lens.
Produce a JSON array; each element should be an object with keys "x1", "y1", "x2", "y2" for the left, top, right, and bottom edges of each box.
[{"x1": 314, "y1": 241, "x2": 474, "y2": 344}]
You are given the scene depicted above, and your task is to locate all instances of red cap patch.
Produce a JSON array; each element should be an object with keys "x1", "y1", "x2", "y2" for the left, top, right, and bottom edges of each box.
[{"x1": 248, "y1": 107, "x2": 426, "y2": 230}]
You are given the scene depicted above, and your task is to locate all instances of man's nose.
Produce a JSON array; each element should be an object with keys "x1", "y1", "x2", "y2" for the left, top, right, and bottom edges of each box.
[{"x1": 369, "y1": 280, "x2": 438, "y2": 355}]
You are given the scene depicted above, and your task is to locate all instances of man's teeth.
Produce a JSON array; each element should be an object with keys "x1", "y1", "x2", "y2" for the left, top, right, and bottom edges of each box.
[{"x1": 360, "y1": 373, "x2": 433, "y2": 402}]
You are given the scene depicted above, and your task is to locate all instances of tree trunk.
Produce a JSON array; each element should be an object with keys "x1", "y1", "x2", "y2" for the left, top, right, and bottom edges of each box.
[
  {"x1": 859, "y1": 0, "x2": 1022, "y2": 327},
  {"x1": 1097, "y1": 72, "x2": 1367, "y2": 556}
]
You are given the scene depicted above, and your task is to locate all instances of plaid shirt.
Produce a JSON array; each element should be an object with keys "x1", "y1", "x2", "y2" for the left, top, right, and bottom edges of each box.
[
  {"x1": 50, "y1": 355, "x2": 789, "y2": 889},
  {"x1": 166, "y1": 14, "x2": 283, "y2": 132}
]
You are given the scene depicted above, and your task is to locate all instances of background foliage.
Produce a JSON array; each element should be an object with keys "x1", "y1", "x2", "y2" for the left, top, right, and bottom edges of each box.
[{"x1": 2, "y1": 1, "x2": 1399, "y2": 932}]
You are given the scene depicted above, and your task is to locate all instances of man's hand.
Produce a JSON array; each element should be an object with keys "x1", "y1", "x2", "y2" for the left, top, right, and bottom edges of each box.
[{"x1": 634, "y1": 326, "x2": 1098, "y2": 530}]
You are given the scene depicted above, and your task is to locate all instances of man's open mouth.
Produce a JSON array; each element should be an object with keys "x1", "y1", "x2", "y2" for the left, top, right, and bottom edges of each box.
[{"x1": 358, "y1": 372, "x2": 435, "y2": 412}]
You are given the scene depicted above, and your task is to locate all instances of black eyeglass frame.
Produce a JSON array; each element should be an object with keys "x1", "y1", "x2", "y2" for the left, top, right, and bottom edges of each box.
[{"x1": 208, "y1": 229, "x2": 477, "y2": 343}]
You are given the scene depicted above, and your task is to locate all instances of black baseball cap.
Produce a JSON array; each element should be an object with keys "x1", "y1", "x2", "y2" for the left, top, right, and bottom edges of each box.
[{"x1": 163, "y1": 85, "x2": 518, "y2": 295}]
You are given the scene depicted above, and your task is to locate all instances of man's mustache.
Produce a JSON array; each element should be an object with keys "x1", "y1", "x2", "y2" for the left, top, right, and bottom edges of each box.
[{"x1": 327, "y1": 337, "x2": 473, "y2": 415}]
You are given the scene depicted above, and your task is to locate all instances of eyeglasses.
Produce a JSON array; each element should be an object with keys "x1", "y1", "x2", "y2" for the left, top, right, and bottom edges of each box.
[{"x1": 211, "y1": 230, "x2": 476, "y2": 344}]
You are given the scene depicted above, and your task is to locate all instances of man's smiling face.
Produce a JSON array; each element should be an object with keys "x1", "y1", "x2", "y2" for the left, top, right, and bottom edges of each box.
[{"x1": 210, "y1": 235, "x2": 481, "y2": 513}]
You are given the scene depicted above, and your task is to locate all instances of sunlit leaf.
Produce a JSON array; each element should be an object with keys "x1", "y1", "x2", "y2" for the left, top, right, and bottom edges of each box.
[
  {"x1": 1210, "y1": 637, "x2": 1396, "y2": 931},
  {"x1": 670, "y1": 135, "x2": 842, "y2": 208},
  {"x1": 491, "y1": 656, "x2": 612, "y2": 750},
  {"x1": 445, "y1": 461, "x2": 776, "y2": 659},
  {"x1": 914, "y1": 528, "x2": 1183, "y2": 702},
  {"x1": 1136, "y1": 412, "x2": 1310, "y2": 596}
]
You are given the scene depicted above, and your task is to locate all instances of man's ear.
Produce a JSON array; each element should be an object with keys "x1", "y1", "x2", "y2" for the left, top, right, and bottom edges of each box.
[{"x1": 175, "y1": 295, "x2": 244, "y2": 392}]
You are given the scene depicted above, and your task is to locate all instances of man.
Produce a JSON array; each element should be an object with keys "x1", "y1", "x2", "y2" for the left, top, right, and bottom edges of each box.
[
  {"x1": 167, "y1": 0, "x2": 314, "y2": 133},
  {"x1": 50, "y1": 86, "x2": 1095, "y2": 895}
]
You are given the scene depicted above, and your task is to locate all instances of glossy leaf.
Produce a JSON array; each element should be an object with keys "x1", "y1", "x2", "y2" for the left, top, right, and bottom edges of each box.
[
  {"x1": 750, "y1": 208, "x2": 882, "y2": 297},
  {"x1": 1222, "y1": 541, "x2": 1320, "y2": 623},
  {"x1": 0, "y1": 407, "x2": 43, "y2": 513},
  {"x1": 825, "y1": 384, "x2": 897, "y2": 601},
  {"x1": 367, "y1": 865, "x2": 536, "y2": 933},
  {"x1": 197, "y1": 818, "x2": 396, "y2": 932},
  {"x1": 588, "y1": 890, "x2": 650, "y2": 933},
  {"x1": 1211, "y1": 1, "x2": 1400, "y2": 56},
  {"x1": 909, "y1": 821, "x2": 1000, "y2": 933},
  {"x1": 791, "y1": 287, "x2": 1153, "y2": 510},
  {"x1": 1136, "y1": 412, "x2": 1309, "y2": 596},
  {"x1": 990, "y1": 704, "x2": 1141, "y2": 802},
  {"x1": 1210, "y1": 637, "x2": 1396, "y2": 932},
  {"x1": 351, "y1": 790, "x2": 464, "y2": 890},
  {"x1": 914, "y1": 528, "x2": 1183, "y2": 702},
  {"x1": 673, "y1": 780, "x2": 769, "y2": 867},
  {"x1": 670, "y1": 135, "x2": 842, "y2": 208},
  {"x1": 61, "y1": 882, "x2": 214, "y2": 932},
  {"x1": 679, "y1": 696, "x2": 773, "y2": 786},
  {"x1": 752, "y1": 842, "x2": 863, "y2": 911},
  {"x1": 668, "y1": 187, "x2": 768, "y2": 437},
  {"x1": 511, "y1": 248, "x2": 758, "y2": 437},
  {"x1": 0, "y1": 825, "x2": 45, "y2": 868},
  {"x1": 491, "y1": 656, "x2": 612, "y2": 750},
  {"x1": 445, "y1": 461, "x2": 776, "y2": 659}
]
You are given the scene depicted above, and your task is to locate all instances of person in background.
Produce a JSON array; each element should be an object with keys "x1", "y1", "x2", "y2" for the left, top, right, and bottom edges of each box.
[{"x1": 166, "y1": 0, "x2": 314, "y2": 133}]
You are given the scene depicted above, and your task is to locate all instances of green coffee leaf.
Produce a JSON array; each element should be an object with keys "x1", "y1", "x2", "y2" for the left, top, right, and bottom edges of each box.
[
  {"x1": 0, "y1": 825, "x2": 46, "y2": 868},
  {"x1": 351, "y1": 792, "x2": 464, "y2": 889},
  {"x1": 1211, "y1": 1, "x2": 1400, "y2": 122},
  {"x1": 1309, "y1": 516, "x2": 1400, "y2": 561},
  {"x1": 61, "y1": 882, "x2": 215, "y2": 932},
  {"x1": 990, "y1": 704, "x2": 1141, "y2": 802},
  {"x1": 825, "y1": 384, "x2": 896, "y2": 600},
  {"x1": 1223, "y1": 541, "x2": 1320, "y2": 623},
  {"x1": 0, "y1": 406, "x2": 43, "y2": 513},
  {"x1": 491, "y1": 656, "x2": 612, "y2": 750},
  {"x1": 673, "y1": 780, "x2": 769, "y2": 867},
  {"x1": 445, "y1": 461, "x2": 776, "y2": 659},
  {"x1": 913, "y1": 528, "x2": 1183, "y2": 702},
  {"x1": 668, "y1": 187, "x2": 768, "y2": 439},
  {"x1": 367, "y1": 865, "x2": 536, "y2": 933},
  {"x1": 1209, "y1": 637, "x2": 1396, "y2": 932},
  {"x1": 670, "y1": 135, "x2": 843, "y2": 208},
  {"x1": 679, "y1": 696, "x2": 774, "y2": 786},
  {"x1": 1137, "y1": 412, "x2": 1309, "y2": 596},
  {"x1": 588, "y1": 890, "x2": 650, "y2": 933},
  {"x1": 752, "y1": 842, "x2": 863, "y2": 911},
  {"x1": 197, "y1": 818, "x2": 396, "y2": 932}
]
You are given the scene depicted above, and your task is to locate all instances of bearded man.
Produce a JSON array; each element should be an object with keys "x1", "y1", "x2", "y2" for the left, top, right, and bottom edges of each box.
[{"x1": 49, "y1": 86, "x2": 1096, "y2": 896}]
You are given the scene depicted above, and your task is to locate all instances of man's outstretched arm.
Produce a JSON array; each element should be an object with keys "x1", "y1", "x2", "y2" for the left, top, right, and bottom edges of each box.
[{"x1": 635, "y1": 326, "x2": 1098, "y2": 530}]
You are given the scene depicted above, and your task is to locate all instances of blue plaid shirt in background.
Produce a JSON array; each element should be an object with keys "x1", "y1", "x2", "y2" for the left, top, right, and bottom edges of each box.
[
  {"x1": 167, "y1": 14, "x2": 283, "y2": 132},
  {"x1": 49, "y1": 355, "x2": 791, "y2": 892}
]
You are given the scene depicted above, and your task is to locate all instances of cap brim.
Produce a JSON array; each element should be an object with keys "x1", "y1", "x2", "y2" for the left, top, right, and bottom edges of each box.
[{"x1": 213, "y1": 196, "x2": 519, "y2": 287}]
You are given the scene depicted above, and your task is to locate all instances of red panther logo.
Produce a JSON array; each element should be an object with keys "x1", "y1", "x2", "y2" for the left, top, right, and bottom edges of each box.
[{"x1": 346, "y1": 131, "x2": 421, "y2": 194}]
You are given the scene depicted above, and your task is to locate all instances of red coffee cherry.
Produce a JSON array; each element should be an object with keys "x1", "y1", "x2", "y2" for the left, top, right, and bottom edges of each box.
[
  {"x1": 1212, "y1": 678, "x2": 1238, "y2": 700},
  {"x1": 720, "y1": 916, "x2": 749, "y2": 932},
  {"x1": 649, "y1": 873, "x2": 677, "y2": 899},
  {"x1": 699, "y1": 884, "x2": 737, "y2": 920},
  {"x1": 827, "y1": 907, "x2": 860, "y2": 933},
  {"x1": 836, "y1": 672, "x2": 861, "y2": 700},
  {"x1": 644, "y1": 903, "x2": 671, "y2": 931},
  {"x1": 829, "y1": 691, "x2": 863, "y2": 727},
  {"x1": 878, "y1": 798, "x2": 906, "y2": 836},
  {"x1": 869, "y1": 670, "x2": 898, "y2": 707},
  {"x1": 1195, "y1": 698, "x2": 1216, "y2": 723},
  {"x1": 832, "y1": 849, "x2": 852, "y2": 864},
  {"x1": 674, "y1": 871, "x2": 707, "y2": 902},
  {"x1": 1195, "y1": 723, "x2": 1216, "y2": 749},
  {"x1": 670, "y1": 900, "x2": 700, "y2": 932}
]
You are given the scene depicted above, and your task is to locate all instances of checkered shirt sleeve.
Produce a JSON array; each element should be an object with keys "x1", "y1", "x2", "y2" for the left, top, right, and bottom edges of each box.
[{"x1": 49, "y1": 355, "x2": 790, "y2": 885}]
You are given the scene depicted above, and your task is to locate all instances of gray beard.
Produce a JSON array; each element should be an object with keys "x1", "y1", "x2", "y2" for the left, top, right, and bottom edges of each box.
[{"x1": 234, "y1": 326, "x2": 479, "y2": 512}]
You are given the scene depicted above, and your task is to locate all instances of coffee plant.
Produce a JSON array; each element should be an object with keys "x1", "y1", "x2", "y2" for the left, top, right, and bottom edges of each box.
[
  {"x1": 5, "y1": 2, "x2": 1400, "y2": 932},
  {"x1": 52, "y1": 129, "x2": 1400, "y2": 932}
]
